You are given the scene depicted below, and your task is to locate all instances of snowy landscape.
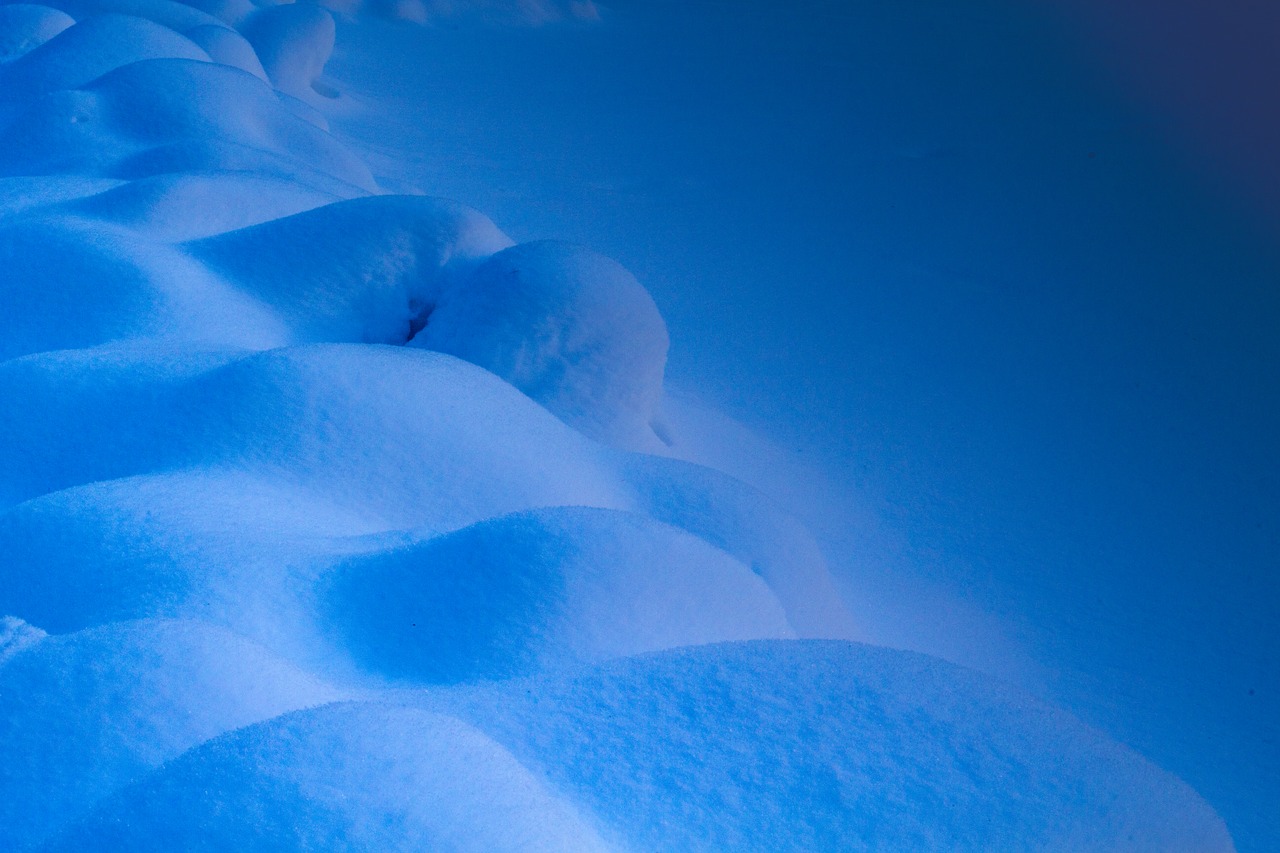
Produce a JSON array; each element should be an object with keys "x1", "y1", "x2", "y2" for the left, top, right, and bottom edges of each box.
[{"x1": 1, "y1": 0, "x2": 1276, "y2": 849}]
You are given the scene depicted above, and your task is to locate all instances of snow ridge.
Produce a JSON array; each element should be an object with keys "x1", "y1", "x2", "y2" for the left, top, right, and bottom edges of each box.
[{"x1": 0, "y1": 0, "x2": 1235, "y2": 849}]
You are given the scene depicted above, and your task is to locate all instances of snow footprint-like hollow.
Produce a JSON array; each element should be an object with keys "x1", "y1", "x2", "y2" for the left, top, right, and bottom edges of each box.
[
  {"x1": 324, "y1": 506, "x2": 795, "y2": 683},
  {"x1": 416, "y1": 240, "x2": 670, "y2": 450},
  {"x1": 46, "y1": 703, "x2": 611, "y2": 852}
]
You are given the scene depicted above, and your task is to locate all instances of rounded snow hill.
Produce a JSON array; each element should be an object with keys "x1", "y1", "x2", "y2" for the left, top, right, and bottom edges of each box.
[
  {"x1": 0, "y1": 173, "x2": 122, "y2": 219},
  {"x1": 240, "y1": 2, "x2": 335, "y2": 103},
  {"x1": 0, "y1": 13, "x2": 211, "y2": 102},
  {"x1": 325, "y1": 506, "x2": 794, "y2": 683},
  {"x1": 0, "y1": 343, "x2": 855, "y2": 661},
  {"x1": 0, "y1": 485, "x2": 788, "y2": 687},
  {"x1": 182, "y1": 23, "x2": 267, "y2": 81},
  {"x1": 0, "y1": 346, "x2": 246, "y2": 509},
  {"x1": 0, "y1": 345, "x2": 630, "y2": 525},
  {"x1": 621, "y1": 451, "x2": 858, "y2": 639},
  {"x1": 0, "y1": 217, "x2": 287, "y2": 362},
  {"x1": 417, "y1": 240, "x2": 670, "y2": 451},
  {"x1": 66, "y1": 169, "x2": 347, "y2": 241},
  {"x1": 187, "y1": 194, "x2": 513, "y2": 343},
  {"x1": 0, "y1": 4, "x2": 75, "y2": 64},
  {"x1": 46, "y1": 703, "x2": 611, "y2": 852},
  {"x1": 0, "y1": 0, "x2": 224, "y2": 31},
  {"x1": 0, "y1": 58, "x2": 376, "y2": 190},
  {"x1": 434, "y1": 640, "x2": 1235, "y2": 852},
  {"x1": 0, "y1": 618, "x2": 341, "y2": 850},
  {"x1": 0, "y1": 469, "x2": 384, "y2": 637}
]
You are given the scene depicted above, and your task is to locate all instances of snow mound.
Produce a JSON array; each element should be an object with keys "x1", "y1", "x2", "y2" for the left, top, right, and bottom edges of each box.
[
  {"x1": 0, "y1": 345, "x2": 851, "y2": 639},
  {"x1": 622, "y1": 452, "x2": 858, "y2": 638},
  {"x1": 47, "y1": 703, "x2": 611, "y2": 852},
  {"x1": 0, "y1": 344, "x2": 629, "y2": 522},
  {"x1": 435, "y1": 640, "x2": 1235, "y2": 852},
  {"x1": 325, "y1": 506, "x2": 794, "y2": 683},
  {"x1": 0, "y1": 4, "x2": 75, "y2": 64},
  {"x1": 172, "y1": 0, "x2": 252, "y2": 27},
  {"x1": 188, "y1": 194, "x2": 512, "y2": 343},
  {"x1": 0, "y1": 618, "x2": 341, "y2": 850},
  {"x1": 0, "y1": 469, "x2": 382, "y2": 637},
  {"x1": 240, "y1": 3, "x2": 334, "y2": 103},
  {"x1": 0, "y1": 58, "x2": 376, "y2": 190},
  {"x1": 0, "y1": 13, "x2": 210, "y2": 101},
  {"x1": 68, "y1": 169, "x2": 344, "y2": 240},
  {"x1": 417, "y1": 240, "x2": 670, "y2": 450},
  {"x1": 183, "y1": 23, "x2": 266, "y2": 80},
  {"x1": 0, "y1": 0, "x2": 225, "y2": 31},
  {"x1": 0, "y1": 218, "x2": 287, "y2": 361},
  {"x1": 0, "y1": 472, "x2": 795, "y2": 686}
]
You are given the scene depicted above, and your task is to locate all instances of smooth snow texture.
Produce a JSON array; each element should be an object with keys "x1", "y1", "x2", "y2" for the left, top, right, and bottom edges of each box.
[
  {"x1": 182, "y1": 23, "x2": 266, "y2": 80},
  {"x1": 0, "y1": 0, "x2": 223, "y2": 30}
]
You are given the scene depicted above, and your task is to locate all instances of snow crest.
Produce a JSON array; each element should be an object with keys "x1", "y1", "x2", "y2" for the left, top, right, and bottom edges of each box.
[{"x1": 0, "y1": 1, "x2": 1235, "y2": 850}]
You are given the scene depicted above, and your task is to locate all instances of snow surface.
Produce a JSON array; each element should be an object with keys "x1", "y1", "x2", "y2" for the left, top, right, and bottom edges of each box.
[{"x1": 0, "y1": 0, "x2": 1247, "y2": 849}]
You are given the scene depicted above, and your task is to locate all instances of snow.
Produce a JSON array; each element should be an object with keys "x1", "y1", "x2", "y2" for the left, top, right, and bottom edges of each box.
[
  {"x1": 189, "y1": 195, "x2": 511, "y2": 341},
  {"x1": 429, "y1": 640, "x2": 1234, "y2": 852},
  {"x1": 415, "y1": 240, "x2": 669, "y2": 450},
  {"x1": 0, "y1": 4, "x2": 74, "y2": 63},
  {"x1": 0, "y1": 615, "x2": 45, "y2": 666},
  {"x1": 0, "y1": 13, "x2": 211, "y2": 100},
  {"x1": 0, "y1": 0, "x2": 1257, "y2": 848},
  {"x1": 240, "y1": 3, "x2": 335, "y2": 102},
  {"x1": 0, "y1": 57, "x2": 377, "y2": 189},
  {"x1": 182, "y1": 23, "x2": 266, "y2": 81},
  {"x1": 69, "y1": 171, "x2": 340, "y2": 239},
  {"x1": 47, "y1": 704, "x2": 612, "y2": 852},
  {"x1": 325, "y1": 506, "x2": 794, "y2": 683},
  {"x1": 0, "y1": 619, "x2": 341, "y2": 850}
]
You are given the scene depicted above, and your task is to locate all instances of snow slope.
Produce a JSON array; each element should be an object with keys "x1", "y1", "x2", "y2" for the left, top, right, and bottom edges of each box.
[
  {"x1": 319, "y1": 2, "x2": 1280, "y2": 848},
  {"x1": 0, "y1": 0, "x2": 1246, "y2": 849}
]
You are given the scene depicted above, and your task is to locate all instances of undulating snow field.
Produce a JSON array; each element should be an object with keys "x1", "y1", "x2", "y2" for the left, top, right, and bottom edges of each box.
[{"x1": 0, "y1": 0, "x2": 1274, "y2": 849}]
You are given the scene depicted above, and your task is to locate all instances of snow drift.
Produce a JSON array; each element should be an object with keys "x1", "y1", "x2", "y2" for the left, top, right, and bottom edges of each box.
[{"x1": 0, "y1": 0, "x2": 1236, "y2": 849}]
